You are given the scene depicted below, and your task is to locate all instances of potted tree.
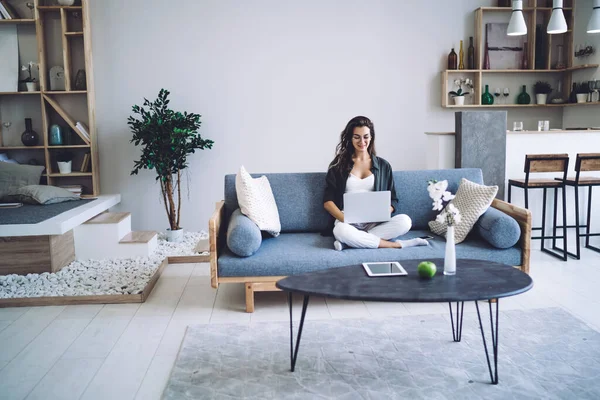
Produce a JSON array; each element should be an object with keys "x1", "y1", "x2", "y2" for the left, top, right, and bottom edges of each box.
[
  {"x1": 56, "y1": 151, "x2": 73, "y2": 174},
  {"x1": 533, "y1": 81, "x2": 552, "y2": 105},
  {"x1": 449, "y1": 78, "x2": 472, "y2": 106},
  {"x1": 128, "y1": 89, "x2": 214, "y2": 242}
]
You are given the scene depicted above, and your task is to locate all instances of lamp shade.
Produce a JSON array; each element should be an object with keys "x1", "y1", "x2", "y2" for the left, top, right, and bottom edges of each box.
[
  {"x1": 588, "y1": 0, "x2": 600, "y2": 33},
  {"x1": 547, "y1": 0, "x2": 568, "y2": 34},
  {"x1": 507, "y1": 0, "x2": 527, "y2": 36}
]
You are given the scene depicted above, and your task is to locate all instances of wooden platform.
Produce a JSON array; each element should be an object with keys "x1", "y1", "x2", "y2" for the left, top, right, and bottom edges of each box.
[
  {"x1": 0, "y1": 231, "x2": 75, "y2": 275},
  {"x1": 0, "y1": 236, "x2": 210, "y2": 308}
]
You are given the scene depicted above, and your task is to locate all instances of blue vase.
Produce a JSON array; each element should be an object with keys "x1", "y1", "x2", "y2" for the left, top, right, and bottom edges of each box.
[{"x1": 49, "y1": 124, "x2": 63, "y2": 145}]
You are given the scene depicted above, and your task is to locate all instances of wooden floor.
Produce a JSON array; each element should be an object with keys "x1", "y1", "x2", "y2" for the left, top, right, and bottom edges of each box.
[{"x1": 0, "y1": 248, "x2": 599, "y2": 399}]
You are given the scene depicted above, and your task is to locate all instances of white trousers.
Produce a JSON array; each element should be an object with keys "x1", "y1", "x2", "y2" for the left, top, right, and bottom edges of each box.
[{"x1": 333, "y1": 214, "x2": 412, "y2": 249}]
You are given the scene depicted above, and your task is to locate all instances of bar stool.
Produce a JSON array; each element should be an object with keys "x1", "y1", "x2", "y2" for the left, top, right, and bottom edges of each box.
[
  {"x1": 507, "y1": 154, "x2": 569, "y2": 261},
  {"x1": 554, "y1": 153, "x2": 600, "y2": 259}
]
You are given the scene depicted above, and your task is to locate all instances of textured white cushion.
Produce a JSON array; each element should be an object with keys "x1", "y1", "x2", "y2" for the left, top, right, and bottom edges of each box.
[
  {"x1": 429, "y1": 178, "x2": 498, "y2": 244},
  {"x1": 236, "y1": 166, "x2": 281, "y2": 237}
]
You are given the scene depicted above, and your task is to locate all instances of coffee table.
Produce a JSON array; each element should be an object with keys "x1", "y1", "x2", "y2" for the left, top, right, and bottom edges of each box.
[{"x1": 276, "y1": 258, "x2": 533, "y2": 385}]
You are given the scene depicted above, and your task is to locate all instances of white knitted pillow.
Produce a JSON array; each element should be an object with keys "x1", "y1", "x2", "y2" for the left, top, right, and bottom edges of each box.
[
  {"x1": 236, "y1": 166, "x2": 281, "y2": 237},
  {"x1": 429, "y1": 178, "x2": 498, "y2": 244}
]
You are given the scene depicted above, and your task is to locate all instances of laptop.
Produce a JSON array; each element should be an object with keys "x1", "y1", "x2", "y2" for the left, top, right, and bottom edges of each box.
[{"x1": 343, "y1": 191, "x2": 391, "y2": 224}]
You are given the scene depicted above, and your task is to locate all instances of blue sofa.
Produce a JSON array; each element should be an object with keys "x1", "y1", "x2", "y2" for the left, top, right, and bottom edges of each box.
[{"x1": 209, "y1": 168, "x2": 531, "y2": 312}]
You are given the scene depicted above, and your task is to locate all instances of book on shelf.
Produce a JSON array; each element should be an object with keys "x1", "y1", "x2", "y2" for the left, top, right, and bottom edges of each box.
[
  {"x1": 60, "y1": 185, "x2": 83, "y2": 197},
  {"x1": 80, "y1": 153, "x2": 90, "y2": 172},
  {"x1": 75, "y1": 122, "x2": 91, "y2": 144},
  {"x1": 0, "y1": 1, "x2": 20, "y2": 19},
  {"x1": 0, "y1": 202, "x2": 23, "y2": 208}
]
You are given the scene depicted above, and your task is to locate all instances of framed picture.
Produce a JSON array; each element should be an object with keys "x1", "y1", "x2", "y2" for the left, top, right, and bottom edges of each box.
[{"x1": 487, "y1": 23, "x2": 526, "y2": 70}]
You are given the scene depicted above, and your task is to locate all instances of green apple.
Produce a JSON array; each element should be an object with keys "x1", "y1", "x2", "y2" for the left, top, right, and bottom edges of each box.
[{"x1": 417, "y1": 261, "x2": 437, "y2": 279}]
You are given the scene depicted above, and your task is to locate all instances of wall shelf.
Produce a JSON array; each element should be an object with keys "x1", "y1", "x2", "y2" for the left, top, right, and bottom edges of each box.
[
  {"x1": 37, "y1": 6, "x2": 82, "y2": 12},
  {"x1": 48, "y1": 173, "x2": 93, "y2": 177},
  {"x1": 43, "y1": 91, "x2": 87, "y2": 94},
  {"x1": 48, "y1": 145, "x2": 91, "y2": 149},
  {"x1": 0, "y1": 146, "x2": 45, "y2": 150},
  {"x1": 0, "y1": 19, "x2": 36, "y2": 24},
  {"x1": 0, "y1": 91, "x2": 41, "y2": 95}
]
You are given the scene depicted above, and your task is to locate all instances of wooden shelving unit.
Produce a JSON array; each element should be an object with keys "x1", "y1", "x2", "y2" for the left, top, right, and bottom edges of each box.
[
  {"x1": 0, "y1": 0, "x2": 99, "y2": 195},
  {"x1": 442, "y1": 0, "x2": 599, "y2": 109}
]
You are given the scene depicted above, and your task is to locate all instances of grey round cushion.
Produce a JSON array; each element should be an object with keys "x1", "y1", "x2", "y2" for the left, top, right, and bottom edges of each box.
[
  {"x1": 474, "y1": 207, "x2": 521, "y2": 249},
  {"x1": 227, "y1": 208, "x2": 262, "y2": 257}
]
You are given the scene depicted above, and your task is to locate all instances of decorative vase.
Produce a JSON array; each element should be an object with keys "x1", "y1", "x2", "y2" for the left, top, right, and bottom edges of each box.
[
  {"x1": 482, "y1": 85, "x2": 494, "y2": 105},
  {"x1": 444, "y1": 225, "x2": 456, "y2": 276},
  {"x1": 517, "y1": 85, "x2": 531, "y2": 104},
  {"x1": 483, "y1": 42, "x2": 491, "y2": 70},
  {"x1": 57, "y1": 161, "x2": 72, "y2": 174},
  {"x1": 166, "y1": 228, "x2": 184, "y2": 242},
  {"x1": 49, "y1": 124, "x2": 64, "y2": 145},
  {"x1": 453, "y1": 96, "x2": 465, "y2": 106},
  {"x1": 467, "y1": 36, "x2": 475, "y2": 70},
  {"x1": 536, "y1": 93, "x2": 548, "y2": 104},
  {"x1": 576, "y1": 93, "x2": 588, "y2": 103},
  {"x1": 448, "y1": 48, "x2": 458, "y2": 70},
  {"x1": 569, "y1": 83, "x2": 578, "y2": 103},
  {"x1": 25, "y1": 82, "x2": 38, "y2": 92},
  {"x1": 458, "y1": 40, "x2": 465, "y2": 70},
  {"x1": 522, "y1": 42, "x2": 529, "y2": 69},
  {"x1": 555, "y1": 45, "x2": 565, "y2": 69},
  {"x1": 74, "y1": 69, "x2": 87, "y2": 90},
  {"x1": 21, "y1": 118, "x2": 39, "y2": 146}
]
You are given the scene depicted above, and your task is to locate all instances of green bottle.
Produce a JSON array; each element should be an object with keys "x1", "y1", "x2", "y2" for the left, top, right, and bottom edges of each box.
[
  {"x1": 517, "y1": 85, "x2": 531, "y2": 105},
  {"x1": 482, "y1": 85, "x2": 494, "y2": 105}
]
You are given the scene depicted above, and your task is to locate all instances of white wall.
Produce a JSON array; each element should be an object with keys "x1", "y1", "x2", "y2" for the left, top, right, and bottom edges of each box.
[{"x1": 88, "y1": 0, "x2": 596, "y2": 232}]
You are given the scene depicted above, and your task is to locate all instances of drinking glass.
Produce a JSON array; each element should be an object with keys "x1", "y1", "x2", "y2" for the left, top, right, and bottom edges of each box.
[
  {"x1": 538, "y1": 121, "x2": 544, "y2": 131},
  {"x1": 503, "y1": 88, "x2": 510, "y2": 104},
  {"x1": 494, "y1": 88, "x2": 502, "y2": 104},
  {"x1": 513, "y1": 121, "x2": 524, "y2": 131}
]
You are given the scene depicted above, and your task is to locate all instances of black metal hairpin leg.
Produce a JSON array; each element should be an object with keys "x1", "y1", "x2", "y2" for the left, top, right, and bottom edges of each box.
[
  {"x1": 288, "y1": 293, "x2": 309, "y2": 372},
  {"x1": 448, "y1": 301, "x2": 464, "y2": 342},
  {"x1": 475, "y1": 300, "x2": 500, "y2": 385}
]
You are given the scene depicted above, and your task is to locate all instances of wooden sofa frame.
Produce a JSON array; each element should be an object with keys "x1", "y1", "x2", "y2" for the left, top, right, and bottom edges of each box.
[{"x1": 209, "y1": 199, "x2": 532, "y2": 313}]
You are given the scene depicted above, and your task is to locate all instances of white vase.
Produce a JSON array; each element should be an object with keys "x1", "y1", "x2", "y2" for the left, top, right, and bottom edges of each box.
[
  {"x1": 453, "y1": 96, "x2": 465, "y2": 106},
  {"x1": 57, "y1": 161, "x2": 72, "y2": 174},
  {"x1": 25, "y1": 82, "x2": 38, "y2": 92},
  {"x1": 576, "y1": 93, "x2": 588, "y2": 103},
  {"x1": 57, "y1": 0, "x2": 75, "y2": 5},
  {"x1": 536, "y1": 93, "x2": 547, "y2": 105},
  {"x1": 166, "y1": 228, "x2": 184, "y2": 242},
  {"x1": 444, "y1": 225, "x2": 456, "y2": 276}
]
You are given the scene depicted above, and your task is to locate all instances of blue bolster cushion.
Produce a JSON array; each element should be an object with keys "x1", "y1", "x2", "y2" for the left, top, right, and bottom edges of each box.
[
  {"x1": 474, "y1": 207, "x2": 521, "y2": 249},
  {"x1": 227, "y1": 208, "x2": 262, "y2": 257}
]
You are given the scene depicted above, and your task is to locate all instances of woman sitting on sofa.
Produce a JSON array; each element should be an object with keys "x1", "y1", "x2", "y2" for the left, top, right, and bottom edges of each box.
[{"x1": 323, "y1": 115, "x2": 428, "y2": 251}]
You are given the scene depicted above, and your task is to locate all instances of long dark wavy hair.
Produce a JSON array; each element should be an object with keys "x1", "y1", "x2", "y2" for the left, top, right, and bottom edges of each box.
[{"x1": 329, "y1": 116, "x2": 376, "y2": 173}]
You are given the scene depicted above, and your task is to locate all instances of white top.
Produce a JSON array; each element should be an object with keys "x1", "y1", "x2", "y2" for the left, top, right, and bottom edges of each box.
[{"x1": 346, "y1": 173, "x2": 375, "y2": 193}]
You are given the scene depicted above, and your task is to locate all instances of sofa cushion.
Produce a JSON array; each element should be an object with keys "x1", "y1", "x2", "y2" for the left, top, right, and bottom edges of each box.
[
  {"x1": 475, "y1": 207, "x2": 521, "y2": 249},
  {"x1": 217, "y1": 230, "x2": 522, "y2": 277},
  {"x1": 227, "y1": 208, "x2": 262, "y2": 257},
  {"x1": 236, "y1": 166, "x2": 281, "y2": 237},
  {"x1": 223, "y1": 168, "x2": 484, "y2": 234},
  {"x1": 5, "y1": 185, "x2": 80, "y2": 205},
  {"x1": 0, "y1": 162, "x2": 45, "y2": 201},
  {"x1": 429, "y1": 178, "x2": 498, "y2": 244}
]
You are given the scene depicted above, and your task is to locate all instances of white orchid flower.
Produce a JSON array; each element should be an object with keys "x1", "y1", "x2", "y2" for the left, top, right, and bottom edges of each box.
[
  {"x1": 436, "y1": 212, "x2": 447, "y2": 224},
  {"x1": 453, "y1": 213, "x2": 462, "y2": 225},
  {"x1": 432, "y1": 199, "x2": 443, "y2": 211},
  {"x1": 21, "y1": 65, "x2": 28, "y2": 71},
  {"x1": 454, "y1": 79, "x2": 461, "y2": 87},
  {"x1": 29, "y1": 61, "x2": 37, "y2": 68},
  {"x1": 442, "y1": 191, "x2": 454, "y2": 201},
  {"x1": 447, "y1": 203, "x2": 458, "y2": 214}
]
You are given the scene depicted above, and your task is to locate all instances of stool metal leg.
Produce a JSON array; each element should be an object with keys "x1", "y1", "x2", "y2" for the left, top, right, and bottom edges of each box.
[
  {"x1": 587, "y1": 186, "x2": 592, "y2": 248},
  {"x1": 575, "y1": 184, "x2": 581, "y2": 259},
  {"x1": 524, "y1": 186, "x2": 529, "y2": 209},
  {"x1": 541, "y1": 188, "x2": 547, "y2": 252},
  {"x1": 508, "y1": 183, "x2": 512, "y2": 203},
  {"x1": 562, "y1": 186, "x2": 568, "y2": 261},
  {"x1": 552, "y1": 188, "x2": 558, "y2": 250}
]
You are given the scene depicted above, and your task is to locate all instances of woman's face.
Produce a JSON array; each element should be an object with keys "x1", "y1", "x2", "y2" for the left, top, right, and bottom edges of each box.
[{"x1": 351, "y1": 126, "x2": 371, "y2": 154}]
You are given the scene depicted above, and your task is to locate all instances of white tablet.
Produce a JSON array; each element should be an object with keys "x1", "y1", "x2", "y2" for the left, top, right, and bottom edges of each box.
[{"x1": 362, "y1": 261, "x2": 407, "y2": 277}]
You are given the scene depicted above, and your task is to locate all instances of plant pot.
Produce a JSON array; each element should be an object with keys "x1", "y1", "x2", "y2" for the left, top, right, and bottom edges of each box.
[
  {"x1": 57, "y1": 161, "x2": 72, "y2": 174},
  {"x1": 576, "y1": 93, "x2": 588, "y2": 103},
  {"x1": 166, "y1": 228, "x2": 184, "y2": 242},
  {"x1": 453, "y1": 96, "x2": 465, "y2": 106},
  {"x1": 536, "y1": 93, "x2": 548, "y2": 105},
  {"x1": 25, "y1": 82, "x2": 38, "y2": 92}
]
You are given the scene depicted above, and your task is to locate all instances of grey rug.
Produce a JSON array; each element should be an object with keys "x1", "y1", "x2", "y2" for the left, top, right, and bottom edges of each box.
[
  {"x1": 0, "y1": 199, "x2": 93, "y2": 224},
  {"x1": 163, "y1": 307, "x2": 600, "y2": 399}
]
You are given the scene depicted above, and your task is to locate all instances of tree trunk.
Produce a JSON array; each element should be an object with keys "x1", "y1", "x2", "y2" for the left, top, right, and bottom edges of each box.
[
  {"x1": 176, "y1": 169, "x2": 181, "y2": 229},
  {"x1": 165, "y1": 175, "x2": 177, "y2": 230}
]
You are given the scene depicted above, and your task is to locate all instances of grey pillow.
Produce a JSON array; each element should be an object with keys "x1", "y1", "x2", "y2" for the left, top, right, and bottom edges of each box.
[
  {"x1": 0, "y1": 162, "x2": 45, "y2": 201},
  {"x1": 5, "y1": 185, "x2": 80, "y2": 205},
  {"x1": 227, "y1": 208, "x2": 262, "y2": 257},
  {"x1": 474, "y1": 207, "x2": 521, "y2": 249}
]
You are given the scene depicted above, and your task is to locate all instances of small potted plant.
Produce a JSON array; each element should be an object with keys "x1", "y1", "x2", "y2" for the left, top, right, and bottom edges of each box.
[
  {"x1": 449, "y1": 78, "x2": 472, "y2": 106},
  {"x1": 533, "y1": 81, "x2": 552, "y2": 105},
  {"x1": 576, "y1": 83, "x2": 589, "y2": 103},
  {"x1": 56, "y1": 151, "x2": 73, "y2": 174},
  {"x1": 21, "y1": 61, "x2": 39, "y2": 92}
]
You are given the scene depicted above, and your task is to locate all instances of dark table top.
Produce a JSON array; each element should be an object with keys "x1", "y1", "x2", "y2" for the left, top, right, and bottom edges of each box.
[{"x1": 276, "y1": 258, "x2": 533, "y2": 303}]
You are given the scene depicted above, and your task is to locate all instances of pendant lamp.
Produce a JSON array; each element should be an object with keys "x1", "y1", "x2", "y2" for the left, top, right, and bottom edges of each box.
[
  {"x1": 588, "y1": 0, "x2": 600, "y2": 33},
  {"x1": 507, "y1": 0, "x2": 527, "y2": 36},
  {"x1": 547, "y1": 0, "x2": 568, "y2": 34}
]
